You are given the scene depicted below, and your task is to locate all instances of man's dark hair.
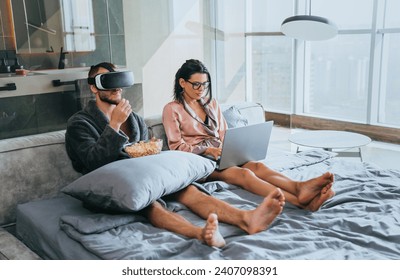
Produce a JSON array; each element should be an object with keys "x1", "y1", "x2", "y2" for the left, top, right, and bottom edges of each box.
[{"x1": 88, "y1": 62, "x2": 116, "y2": 78}]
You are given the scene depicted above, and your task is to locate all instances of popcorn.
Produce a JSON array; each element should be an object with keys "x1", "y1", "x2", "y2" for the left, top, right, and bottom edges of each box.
[{"x1": 125, "y1": 138, "x2": 163, "y2": 158}]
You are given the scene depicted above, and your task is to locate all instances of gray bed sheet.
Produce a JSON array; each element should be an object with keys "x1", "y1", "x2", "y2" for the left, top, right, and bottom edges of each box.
[
  {"x1": 16, "y1": 149, "x2": 400, "y2": 259},
  {"x1": 16, "y1": 195, "x2": 100, "y2": 260}
]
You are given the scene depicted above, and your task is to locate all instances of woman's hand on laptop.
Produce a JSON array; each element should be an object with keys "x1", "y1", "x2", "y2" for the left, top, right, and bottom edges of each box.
[{"x1": 204, "y1": 147, "x2": 222, "y2": 160}]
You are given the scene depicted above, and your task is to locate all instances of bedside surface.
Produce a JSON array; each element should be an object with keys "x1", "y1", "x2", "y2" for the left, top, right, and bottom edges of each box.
[{"x1": 289, "y1": 130, "x2": 372, "y2": 149}]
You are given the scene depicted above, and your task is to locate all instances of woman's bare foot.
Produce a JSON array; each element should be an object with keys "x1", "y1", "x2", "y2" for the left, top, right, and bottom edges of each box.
[
  {"x1": 201, "y1": 213, "x2": 226, "y2": 247},
  {"x1": 243, "y1": 188, "x2": 285, "y2": 234},
  {"x1": 303, "y1": 183, "x2": 335, "y2": 212},
  {"x1": 296, "y1": 172, "x2": 334, "y2": 205}
]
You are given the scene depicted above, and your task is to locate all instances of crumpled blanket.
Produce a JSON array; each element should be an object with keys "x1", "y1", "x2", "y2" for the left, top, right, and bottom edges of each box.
[{"x1": 60, "y1": 150, "x2": 400, "y2": 259}]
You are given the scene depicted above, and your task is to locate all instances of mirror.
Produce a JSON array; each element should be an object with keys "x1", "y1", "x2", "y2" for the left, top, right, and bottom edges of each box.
[
  {"x1": 60, "y1": 0, "x2": 95, "y2": 52},
  {"x1": 11, "y1": 0, "x2": 62, "y2": 53},
  {"x1": 11, "y1": 0, "x2": 95, "y2": 53}
]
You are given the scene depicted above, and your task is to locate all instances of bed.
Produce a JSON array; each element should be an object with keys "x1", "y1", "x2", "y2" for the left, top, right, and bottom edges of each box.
[{"x1": 16, "y1": 148, "x2": 400, "y2": 260}]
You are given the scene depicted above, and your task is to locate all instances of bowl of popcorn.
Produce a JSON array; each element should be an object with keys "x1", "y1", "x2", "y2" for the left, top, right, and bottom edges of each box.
[{"x1": 124, "y1": 138, "x2": 163, "y2": 158}]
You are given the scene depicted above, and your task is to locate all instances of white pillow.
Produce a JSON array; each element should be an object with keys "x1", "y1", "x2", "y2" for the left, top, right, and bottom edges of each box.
[{"x1": 223, "y1": 106, "x2": 249, "y2": 128}]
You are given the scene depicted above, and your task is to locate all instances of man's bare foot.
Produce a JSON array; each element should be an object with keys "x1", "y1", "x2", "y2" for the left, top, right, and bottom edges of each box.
[
  {"x1": 297, "y1": 172, "x2": 334, "y2": 205},
  {"x1": 201, "y1": 213, "x2": 226, "y2": 247},
  {"x1": 243, "y1": 188, "x2": 285, "y2": 234},
  {"x1": 303, "y1": 184, "x2": 335, "y2": 212}
]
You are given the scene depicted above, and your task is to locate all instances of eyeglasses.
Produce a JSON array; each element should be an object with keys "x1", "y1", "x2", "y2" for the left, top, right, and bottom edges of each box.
[{"x1": 185, "y1": 80, "x2": 210, "y2": 90}]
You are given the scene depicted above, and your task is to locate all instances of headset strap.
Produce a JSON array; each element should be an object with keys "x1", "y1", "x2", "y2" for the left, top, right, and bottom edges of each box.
[{"x1": 87, "y1": 62, "x2": 115, "y2": 85}]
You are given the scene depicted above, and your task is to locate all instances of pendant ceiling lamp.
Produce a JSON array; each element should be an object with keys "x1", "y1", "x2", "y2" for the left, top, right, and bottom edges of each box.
[{"x1": 281, "y1": 1, "x2": 337, "y2": 41}]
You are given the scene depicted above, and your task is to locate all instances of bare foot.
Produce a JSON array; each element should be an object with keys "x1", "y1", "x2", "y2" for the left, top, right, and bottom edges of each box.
[
  {"x1": 297, "y1": 172, "x2": 334, "y2": 205},
  {"x1": 201, "y1": 213, "x2": 226, "y2": 247},
  {"x1": 303, "y1": 184, "x2": 335, "y2": 212},
  {"x1": 243, "y1": 188, "x2": 285, "y2": 234}
]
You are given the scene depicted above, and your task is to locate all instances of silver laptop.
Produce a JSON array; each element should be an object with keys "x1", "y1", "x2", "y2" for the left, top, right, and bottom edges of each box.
[{"x1": 210, "y1": 121, "x2": 274, "y2": 170}]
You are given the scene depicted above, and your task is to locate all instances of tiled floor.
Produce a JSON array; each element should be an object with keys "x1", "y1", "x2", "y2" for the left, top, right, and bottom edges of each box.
[{"x1": 270, "y1": 125, "x2": 400, "y2": 170}]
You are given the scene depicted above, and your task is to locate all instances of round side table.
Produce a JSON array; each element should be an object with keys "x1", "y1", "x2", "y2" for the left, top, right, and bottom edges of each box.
[{"x1": 288, "y1": 130, "x2": 371, "y2": 161}]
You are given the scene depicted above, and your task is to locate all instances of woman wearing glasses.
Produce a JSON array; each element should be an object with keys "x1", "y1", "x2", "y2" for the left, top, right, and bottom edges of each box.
[{"x1": 162, "y1": 59, "x2": 335, "y2": 211}]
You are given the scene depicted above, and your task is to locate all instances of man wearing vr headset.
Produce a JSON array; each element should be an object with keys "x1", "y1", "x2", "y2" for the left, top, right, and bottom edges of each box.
[{"x1": 65, "y1": 62, "x2": 284, "y2": 248}]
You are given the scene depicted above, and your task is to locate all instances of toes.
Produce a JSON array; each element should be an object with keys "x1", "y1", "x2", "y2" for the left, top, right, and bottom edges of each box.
[
  {"x1": 322, "y1": 183, "x2": 333, "y2": 194},
  {"x1": 208, "y1": 213, "x2": 218, "y2": 223}
]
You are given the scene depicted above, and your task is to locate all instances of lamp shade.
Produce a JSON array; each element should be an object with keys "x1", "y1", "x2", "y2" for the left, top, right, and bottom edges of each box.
[{"x1": 281, "y1": 15, "x2": 337, "y2": 41}]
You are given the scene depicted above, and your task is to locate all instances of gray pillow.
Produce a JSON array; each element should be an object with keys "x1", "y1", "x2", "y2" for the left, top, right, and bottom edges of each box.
[
  {"x1": 223, "y1": 106, "x2": 248, "y2": 128},
  {"x1": 62, "y1": 151, "x2": 216, "y2": 212}
]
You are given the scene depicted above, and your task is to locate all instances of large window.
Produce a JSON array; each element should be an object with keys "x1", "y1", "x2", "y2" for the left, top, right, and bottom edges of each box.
[
  {"x1": 377, "y1": 0, "x2": 400, "y2": 126},
  {"x1": 305, "y1": 34, "x2": 371, "y2": 122},
  {"x1": 247, "y1": 0, "x2": 400, "y2": 128},
  {"x1": 247, "y1": 0, "x2": 293, "y2": 113},
  {"x1": 379, "y1": 33, "x2": 400, "y2": 126},
  {"x1": 251, "y1": 36, "x2": 292, "y2": 112},
  {"x1": 304, "y1": 0, "x2": 373, "y2": 123}
]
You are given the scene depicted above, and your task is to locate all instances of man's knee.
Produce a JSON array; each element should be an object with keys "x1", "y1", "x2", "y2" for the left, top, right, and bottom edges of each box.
[
  {"x1": 144, "y1": 201, "x2": 158, "y2": 212},
  {"x1": 175, "y1": 184, "x2": 201, "y2": 202},
  {"x1": 143, "y1": 201, "x2": 165, "y2": 219}
]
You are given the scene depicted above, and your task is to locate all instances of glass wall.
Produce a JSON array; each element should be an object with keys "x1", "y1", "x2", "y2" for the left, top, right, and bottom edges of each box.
[
  {"x1": 304, "y1": 0, "x2": 373, "y2": 123},
  {"x1": 304, "y1": 34, "x2": 371, "y2": 122},
  {"x1": 250, "y1": 36, "x2": 292, "y2": 113},
  {"x1": 247, "y1": 0, "x2": 400, "y2": 129},
  {"x1": 247, "y1": 0, "x2": 293, "y2": 113},
  {"x1": 378, "y1": 0, "x2": 400, "y2": 126},
  {"x1": 380, "y1": 33, "x2": 400, "y2": 126}
]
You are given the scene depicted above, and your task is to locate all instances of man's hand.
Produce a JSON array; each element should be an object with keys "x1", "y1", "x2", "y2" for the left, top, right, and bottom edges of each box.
[
  {"x1": 204, "y1": 147, "x2": 222, "y2": 160},
  {"x1": 109, "y1": 99, "x2": 132, "y2": 131}
]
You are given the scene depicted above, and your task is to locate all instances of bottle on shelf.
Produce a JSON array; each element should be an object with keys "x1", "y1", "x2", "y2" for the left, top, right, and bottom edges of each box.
[
  {"x1": 11, "y1": 57, "x2": 24, "y2": 73},
  {"x1": 0, "y1": 58, "x2": 11, "y2": 73}
]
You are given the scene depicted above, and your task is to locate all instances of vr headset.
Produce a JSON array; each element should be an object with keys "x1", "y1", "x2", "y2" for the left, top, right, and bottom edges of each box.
[{"x1": 87, "y1": 63, "x2": 134, "y2": 90}]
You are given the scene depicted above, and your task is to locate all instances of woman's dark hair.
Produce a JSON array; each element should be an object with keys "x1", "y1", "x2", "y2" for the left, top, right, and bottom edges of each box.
[{"x1": 173, "y1": 59, "x2": 212, "y2": 105}]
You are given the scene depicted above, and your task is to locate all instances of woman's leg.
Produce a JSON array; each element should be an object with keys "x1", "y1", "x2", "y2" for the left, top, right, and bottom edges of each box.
[
  {"x1": 207, "y1": 167, "x2": 300, "y2": 206},
  {"x1": 242, "y1": 161, "x2": 334, "y2": 205},
  {"x1": 207, "y1": 164, "x2": 333, "y2": 210}
]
